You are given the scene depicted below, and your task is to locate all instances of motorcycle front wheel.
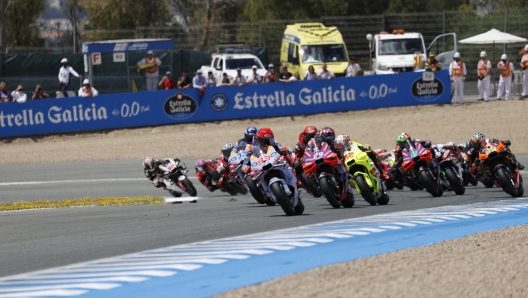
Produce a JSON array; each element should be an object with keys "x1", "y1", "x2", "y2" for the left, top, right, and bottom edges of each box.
[
  {"x1": 182, "y1": 178, "x2": 197, "y2": 196},
  {"x1": 419, "y1": 170, "x2": 442, "y2": 197},
  {"x1": 445, "y1": 168, "x2": 465, "y2": 195},
  {"x1": 270, "y1": 182, "x2": 296, "y2": 216},
  {"x1": 354, "y1": 175, "x2": 377, "y2": 206},
  {"x1": 496, "y1": 167, "x2": 518, "y2": 197},
  {"x1": 319, "y1": 176, "x2": 342, "y2": 208},
  {"x1": 300, "y1": 173, "x2": 322, "y2": 198}
]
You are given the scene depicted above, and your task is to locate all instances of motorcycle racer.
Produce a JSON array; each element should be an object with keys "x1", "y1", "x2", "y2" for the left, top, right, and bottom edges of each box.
[
  {"x1": 392, "y1": 132, "x2": 436, "y2": 175},
  {"x1": 307, "y1": 127, "x2": 343, "y2": 159},
  {"x1": 294, "y1": 126, "x2": 318, "y2": 159},
  {"x1": 235, "y1": 126, "x2": 258, "y2": 152},
  {"x1": 195, "y1": 159, "x2": 223, "y2": 192},
  {"x1": 218, "y1": 142, "x2": 235, "y2": 176},
  {"x1": 335, "y1": 134, "x2": 387, "y2": 180},
  {"x1": 144, "y1": 156, "x2": 188, "y2": 196},
  {"x1": 467, "y1": 132, "x2": 524, "y2": 171},
  {"x1": 243, "y1": 127, "x2": 292, "y2": 171}
]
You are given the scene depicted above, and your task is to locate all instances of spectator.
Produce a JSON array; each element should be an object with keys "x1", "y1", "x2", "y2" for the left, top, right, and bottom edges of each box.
[
  {"x1": 78, "y1": 79, "x2": 99, "y2": 97},
  {"x1": 345, "y1": 56, "x2": 362, "y2": 77},
  {"x1": 497, "y1": 54, "x2": 514, "y2": 101},
  {"x1": 220, "y1": 73, "x2": 231, "y2": 86},
  {"x1": 193, "y1": 69, "x2": 207, "y2": 90},
  {"x1": 206, "y1": 70, "x2": 216, "y2": 87},
  {"x1": 317, "y1": 63, "x2": 335, "y2": 80},
  {"x1": 477, "y1": 51, "x2": 491, "y2": 101},
  {"x1": 279, "y1": 66, "x2": 292, "y2": 82},
  {"x1": 10, "y1": 85, "x2": 27, "y2": 104},
  {"x1": 158, "y1": 71, "x2": 176, "y2": 90},
  {"x1": 137, "y1": 50, "x2": 161, "y2": 91},
  {"x1": 303, "y1": 65, "x2": 317, "y2": 80},
  {"x1": 232, "y1": 68, "x2": 246, "y2": 87},
  {"x1": 58, "y1": 58, "x2": 82, "y2": 97},
  {"x1": 288, "y1": 72, "x2": 301, "y2": 82},
  {"x1": 32, "y1": 85, "x2": 49, "y2": 100},
  {"x1": 0, "y1": 82, "x2": 12, "y2": 102},
  {"x1": 177, "y1": 70, "x2": 192, "y2": 89},
  {"x1": 246, "y1": 65, "x2": 263, "y2": 84},
  {"x1": 264, "y1": 64, "x2": 276, "y2": 82}
]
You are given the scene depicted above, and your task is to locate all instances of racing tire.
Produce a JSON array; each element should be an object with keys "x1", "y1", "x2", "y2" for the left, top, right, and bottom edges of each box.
[
  {"x1": 294, "y1": 200, "x2": 305, "y2": 215},
  {"x1": 354, "y1": 175, "x2": 377, "y2": 206},
  {"x1": 182, "y1": 178, "x2": 197, "y2": 197},
  {"x1": 341, "y1": 192, "x2": 355, "y2": 208},
  {"x1": 223, "y1": 181, "x2": 239, "y2": 196},
  {"x1": 245, "y1": 176, "x2": 266, "y2": 204},
  {"x1": 300, "y1": 173, "x2": 322, "y2": 198},
  {"x1": 445, "y1": 169, "x2": 465, "y2": 195},
  {"x1": 377, "y1": 193, "x2": 390, "y2": 205},
  {"x1": 270, "y1": 182, "x2": 296, "y2": 216},
  {"x1": 169, "y1": 190, "x2": 182, "y2": 198},
  {"x1": 319, "y1": 176, "x2": 342, "y2": 208},
  {"x1": 516, "y1": 176, "x2": 524, "y2": 197},
  {"x1": 496, "y1": 168, "x2": 518, "y2": 197},
  {"x1": 265, "y1": 197, "x2": 276, "y2": 206},
  {"x1": 236, "y1": 183, "x2": 248, "y2": 195},
  {"x1": 419, "y1": 170, "x2": 441, "y2": 197}
]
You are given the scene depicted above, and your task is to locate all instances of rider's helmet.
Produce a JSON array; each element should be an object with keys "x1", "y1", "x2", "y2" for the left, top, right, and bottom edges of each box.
[
  {"x1": 397, "y1": 132, "x2": 411, "y2": 148},
  {"x1": 335, "y1": 134, "x2": 351, "y2": 151},
  {"x1": 320, "y1": 127, "x2": 336, "y2": 145},
  {"x1": 445, "y1": 141, "x2": 456, "y2": 150},
  {"x1": 195, "y1": 159, "x2": 207, "y2": 172},
  {"x1": 244, "y1": 126, "x2": 258, "y2": 143},
  {"x1": 143, "y1": 157, "x2": 158, "y2": 172},
  {"x1": 303, "y1": 126, "x2": 318, "y2": 144},
  {"x1": 256, "y1": 127, "x2": 275, "y2": 150},
  {"x1": 471, "y1": 132, "x2": 486, "y2": 149},
  {"x1": 221, "y1": 143, "x2": 234, "y2": 159}
]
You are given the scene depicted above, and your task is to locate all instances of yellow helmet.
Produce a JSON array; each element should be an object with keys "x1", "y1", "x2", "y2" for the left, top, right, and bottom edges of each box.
[{"x1": 429, "y1": 52, "x2": 436, "y2": 57}]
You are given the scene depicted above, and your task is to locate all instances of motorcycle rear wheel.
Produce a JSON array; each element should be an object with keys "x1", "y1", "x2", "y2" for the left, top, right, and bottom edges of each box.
[
  {"x1": 445, "y1": 169, "x2": 465, "y2": 195},
  {"x1": 236, "y1": 183, "x2": 248, "y2": 195},
  {"x1": 355, "y1": 175, "x2": 377, "y2": 206},
  {"x1": 496, "y1": 168, "x2": 518, "y2": 197},
  {"x1": 182, "y1": 178, "x2": 197, "y2": 197},
  {"x1": 270, "y1": 182, "x2": 296, "y2": 216},
  {"x1": 223, "y1": 181, "x2": 239, "y2": 196},
  {"x1": 419, "y1": 170, "x2": 441, "y2": 197},
  {"x1": 294, "y1": 200, "x2": 305, "y2": 215},
  {"x1": 319, "y1": 176, "x2": 342, "y2": 208},
  {"x1": 377, "y1": 193, "x2": 390, "y2": 205},
  {"x1": 300, "y1": 173, "x2": 322, "y2": 197},
  {"x1": 245, "y1": 176, "x2": 266, "y2": 204}
]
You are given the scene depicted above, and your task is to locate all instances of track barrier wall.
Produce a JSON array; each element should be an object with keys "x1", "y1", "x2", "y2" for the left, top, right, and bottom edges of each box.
[{"x1": 0, "y1": 70, "x2": 450, "y2": 139}]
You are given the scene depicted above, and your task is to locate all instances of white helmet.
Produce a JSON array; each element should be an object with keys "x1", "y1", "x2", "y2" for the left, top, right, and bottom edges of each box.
[
  {"x1": 61, "y1": 58, "x2": 68, "y2": 63},
  {"x1": 83, "y1": 79, "x2": 90, "y2": 85},
  {"x1": 501, "y1": 54, "x2": 508, "y2": 60},
  {"x1": 454, "y1": 52, "x2": 461, "y2": 58},
  {"x1": 525, "y1": 44, "x2": 528, "y2": 51},
  {"x1": 480, "y1": 51, "x2": 487, "y2": 58}
]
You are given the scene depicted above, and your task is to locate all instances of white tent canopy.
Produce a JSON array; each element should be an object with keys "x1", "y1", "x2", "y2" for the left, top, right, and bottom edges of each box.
[{"x1": 459, "y1": 28, "x2": 527, "y2": 44}]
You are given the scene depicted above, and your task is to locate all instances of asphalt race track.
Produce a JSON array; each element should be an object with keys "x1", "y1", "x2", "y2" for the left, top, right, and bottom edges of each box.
[{"x1": 1, "y1": 156, "x2": 527, "y2": 279}]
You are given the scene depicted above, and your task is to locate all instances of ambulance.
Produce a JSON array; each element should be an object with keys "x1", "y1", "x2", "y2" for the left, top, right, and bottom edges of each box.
[{"x1": 280, "y1": 23, "x2": 350, "y2": 77}]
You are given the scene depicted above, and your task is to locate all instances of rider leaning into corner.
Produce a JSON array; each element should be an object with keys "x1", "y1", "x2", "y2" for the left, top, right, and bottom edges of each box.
[
  {"x1": 195, "y1": 159, "x2": 222, "y2": 192},
  {"x1": 235, "y1": 126, "x2": 258, "y2": 152},
  {"x1": 335, "y1": 134, "x2": 389, "y2": 181},
  {"x1": 465, "y1": 132, "x2": 524, "y2": 175},
  {"x1": 243, "y1": 127, "x2": 293, "y2": 170},
  {"x1": 143, "y1": 156, "x2": 188, "y2": 197},
  {"x1": 293, "y1": 125, "x2": 318, "y2": 174},
  {"x1": 392, "y1": 132, "x2": 436, "y2": 173},
  {"x1": 306, "y1": 127, "x2": 344, "y2": 159}
]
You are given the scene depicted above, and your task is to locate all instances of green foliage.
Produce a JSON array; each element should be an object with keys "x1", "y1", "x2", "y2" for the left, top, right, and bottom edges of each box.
[
  {"x1": 6, "y1": 0, "x2": 46, "y2": 47},
  {"x1": 386, "y1": 0, "x2": 474, "y2": 13},
  {"x1": 243, "y1": 0, "x2": 349, "y2": 22},
  {"x1": 81, "y1": 0, "x2": 173, "y2": 30}
]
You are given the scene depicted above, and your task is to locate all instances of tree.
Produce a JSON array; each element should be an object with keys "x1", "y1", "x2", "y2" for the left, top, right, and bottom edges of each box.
[
  {"x1": 243, "y1": 0, "x2": 349, "y2": 22},
  {"x1": 6, "y1": 0, "x2": 46, "y2": 49},
  {"x1": 61, "y1": 0, "x2": 85, "y2": 52},
  {"x1": 80, "y1": 0, "x2": 173, "y2": 30},
  {"x1": 386, "y1": 0, "x2": 474, "y2": 13}
]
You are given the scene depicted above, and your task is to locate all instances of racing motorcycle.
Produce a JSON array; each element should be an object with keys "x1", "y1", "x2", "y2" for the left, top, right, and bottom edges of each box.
[
  {"x1": 401, "y1": 141, "x2": 443, "y2": 197},
  {"x1": 345, "y1": 145, "x2": 389, "y2": 206},
  {"x1": 479, "y1": 141, "x2": 524, "y2": 197},
  {"x1": 302, "y1": 142, "x2": 354, "y2": 208},
  {"x1": 373, "y1": 149, "x2": 403, "y2": 190},
  {"x1": 158, "y1": 158, "x2": 197, "y2": 197},
  {"x1": 246, "y1": 146, "x2": 304, "y2": 215},
  {"x1": 437, "y1": 146, "x2": 465, "y2": 195}
]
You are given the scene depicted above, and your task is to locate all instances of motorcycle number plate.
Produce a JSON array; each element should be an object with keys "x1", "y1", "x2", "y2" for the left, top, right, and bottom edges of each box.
[
  {"x1": 314, "y1": 152, "x2": 324, "y2": 160},
  {"x1": 410, "y1": 150, "x2": 419, "y2": 159},
  {"x1": 485, "y1": 147, "x2": 494, "y2": 155},
  {"x1": 168, "y1": 164, "x2": 176, "y2": 172}
]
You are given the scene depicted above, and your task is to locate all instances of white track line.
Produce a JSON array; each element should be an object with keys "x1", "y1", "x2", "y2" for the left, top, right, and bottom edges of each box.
[{"x1": 0, "y1": 177, "x2": 197, "y2": 186}]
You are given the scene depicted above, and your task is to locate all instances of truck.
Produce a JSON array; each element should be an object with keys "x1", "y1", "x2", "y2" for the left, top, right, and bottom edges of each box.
[
  {"x1": 280, "y1": 23, "x2": 350, "y2": 77},
  {"x1": 371, "y1": 30, "x2": 457, "y2": 75},
  {"x1": 200, "y1": 45, "x2": 267, "y2": 86}
]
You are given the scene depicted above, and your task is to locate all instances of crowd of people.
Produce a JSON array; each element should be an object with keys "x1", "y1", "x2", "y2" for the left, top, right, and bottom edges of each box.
[{"x1": 434, "y1": 44, "x2": 528, "y2": 103}]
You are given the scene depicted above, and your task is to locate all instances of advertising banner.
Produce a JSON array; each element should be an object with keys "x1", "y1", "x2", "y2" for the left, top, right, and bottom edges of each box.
[{"x1": 0, "y1": 70, "x2": 451, "y2": 138}]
